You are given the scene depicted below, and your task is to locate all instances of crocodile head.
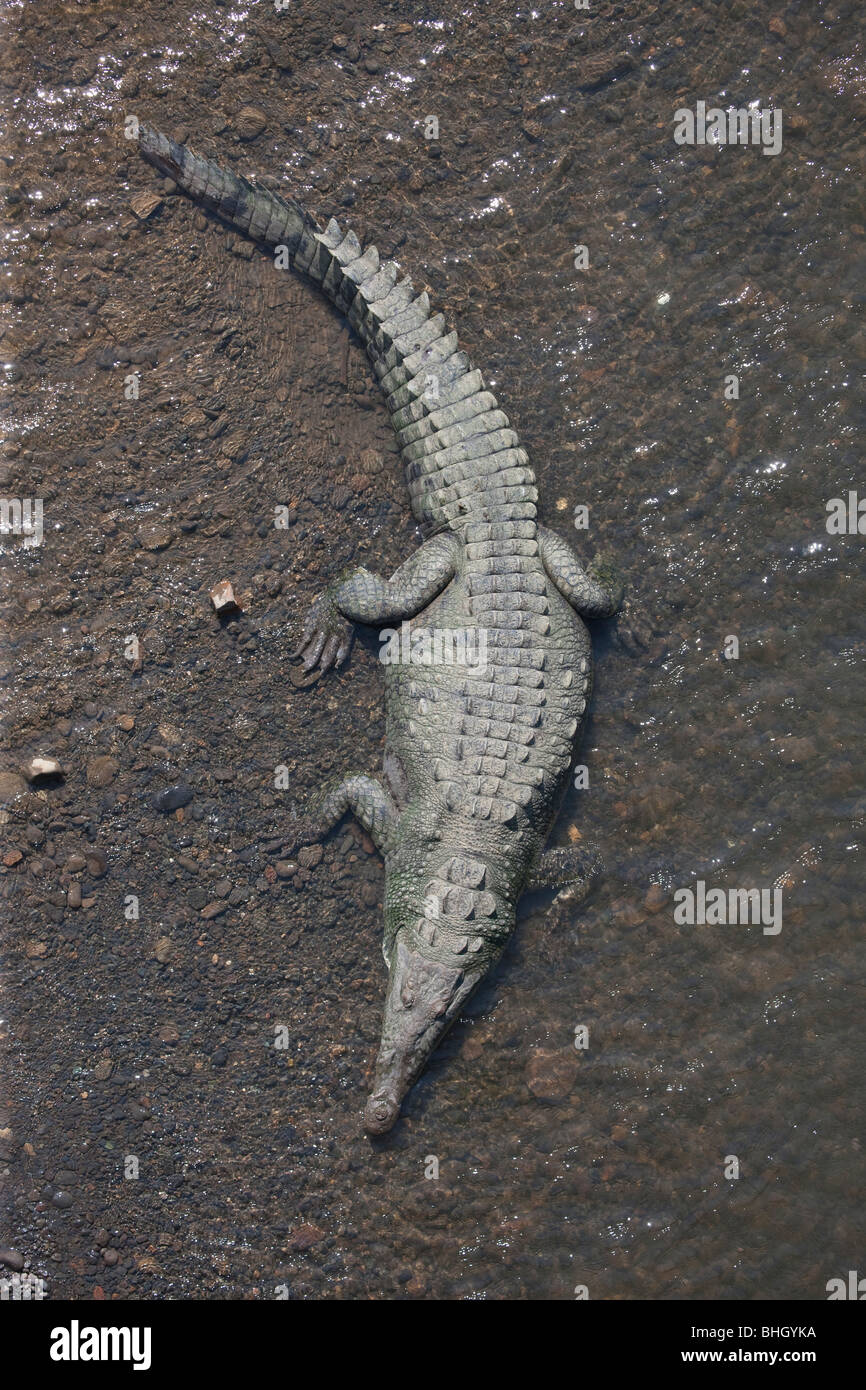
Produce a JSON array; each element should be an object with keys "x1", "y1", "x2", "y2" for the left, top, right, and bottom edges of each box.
[
  {"x1": 366, "y1": 853, "x2": 515, "y2": 1134},
  {"x1": 364, "y1": 937, "x2": 483, "y2": 1135}
]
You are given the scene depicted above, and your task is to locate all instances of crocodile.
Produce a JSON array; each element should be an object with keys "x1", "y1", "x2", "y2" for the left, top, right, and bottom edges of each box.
[{"x1": 137, "y1": 124, "x2": 624, "y2": 1134}]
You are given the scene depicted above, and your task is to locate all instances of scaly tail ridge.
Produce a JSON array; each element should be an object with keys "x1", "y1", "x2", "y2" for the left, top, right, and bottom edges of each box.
[{"x1": 136, "y1": 124, "x2": 536, "y2": 534}]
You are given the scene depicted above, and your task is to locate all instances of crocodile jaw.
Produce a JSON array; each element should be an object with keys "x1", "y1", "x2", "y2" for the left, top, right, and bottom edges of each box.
[{"x1": 364, "y1": 939, "x2": 482, "y2": 1135}]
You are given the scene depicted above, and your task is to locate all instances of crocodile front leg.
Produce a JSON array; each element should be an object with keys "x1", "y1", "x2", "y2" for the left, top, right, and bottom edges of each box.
[
  {"x1": 538, "y1": 527, "x2": 624, "y2": 619},
  {"x1": 293, "y1": 531, "x2": 459, "y2": 674},
  {"x1": 288, "y1": 773, "x2": 398, "y2": 856}
]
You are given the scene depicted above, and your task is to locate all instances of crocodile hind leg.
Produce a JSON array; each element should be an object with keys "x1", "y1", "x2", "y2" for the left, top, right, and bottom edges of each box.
[
  {"x1": 538, "y1": 527, "x2": 624, "y2": 619},
  {"x1": 525, "y1": 845, "x2": 603, "y2": 930},
  {"x1": 287, "y1": 774, "x2": 398, "y2": 856},
  {"x1": 293, "y1": 531, "x2": 459, "y2": 674},
  {"x1": 526, "y1": 843, "x2": 602, "y2": 895}
]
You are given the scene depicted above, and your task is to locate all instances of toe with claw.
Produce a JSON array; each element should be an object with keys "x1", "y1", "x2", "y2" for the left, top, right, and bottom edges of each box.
[{"x1": 291, "y1": 591, "x2": 354, "y2": 674}]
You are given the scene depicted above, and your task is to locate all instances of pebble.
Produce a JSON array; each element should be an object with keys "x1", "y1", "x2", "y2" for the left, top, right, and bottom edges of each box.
[
  {"x1": 211, "y1": 579, "x2": 239, "y2": 614},
  {"x1": 23, "y1": 756, "x2": 63, "y2": 781},
  {"x1": 234, "y1": 106, "x2": 267, "y2": 141},
  {"x1": 524, "y1": 1048, "x2": 579, "y2": 1102},
  {"x1": 130, "y1": 191, "x2": 163, "y2": 221},
  {"x1": 137, "y1": 522, "x2": 174, "y2": 551},
  {"x1": 644, "y1": 883, "x2": 670, "y2": 914},
  {"x1": 289, "y1": 1223, "x2": 325, "y2": 1251},
  {"x1": 86, "y1": 757, "x2": 118, "y2": 788},
  {"x1": 85, "y1": 848, "x2": 108, "y2": 878},
  {"x1": 152, "y1": 783, "x2": 193, "y2": 813},
  {"x1": 0, "y1": 1248, "x2": 24, "y2": 1271}
]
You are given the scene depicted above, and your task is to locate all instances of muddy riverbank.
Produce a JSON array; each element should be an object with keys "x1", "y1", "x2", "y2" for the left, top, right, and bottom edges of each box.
[{"x1": 1, "y1": 0, "x2": 864, "y2": 1299}]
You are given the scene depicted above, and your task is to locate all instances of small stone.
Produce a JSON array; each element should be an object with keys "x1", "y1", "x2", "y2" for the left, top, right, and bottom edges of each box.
[
  {"x1": 86, "y1": 756, "x2": 118, "y2": 788},
  {"x1": 102, "y1": 1248, "x2": 120, "y2": 1266},
  {"x1": 525, "y1": 1048, "x2": 579, "y2": 1102},
  {"x1": 85, "y1": 848, "x2": 108, "y2": 878},
  {"x1": 154, "y1": 936, "x2": 174, "y2": 963},
  {"x1": 67, "y1": 882, "x2": 82, "y2": 909},
  {"x1": 332, "y1": 33, "x2": 349, "y2": 49},
  {"x1": 297, "y1": 844, "x2": 323, "y2": 869},
  {"x1": 130, "y1": 191, "x2": 163, "y2": 220},
  {"x1": 51, "y1": 1191, "x2": 74, "y2": 1210},
  {"x1": 158, "y1": 1023, "x2": 179, "y2": 1044},
  {"x1": 152, "y1": 783, "x2": 193, "y2": 813},
  {"x1": 211, "y1": 579, "x2": 239, "y2": 614},
  {"x1": 94, "y1": 1229, "x2": 109, "y2": 1248},
  {"x1": 235, "y1": 106, "x2": 267, "y2": 141},
  {"x1": 644, "y1": 883, "x2": 669, "y2": 914},
  {"x1": 23, "y1": 756, "x2": 63, "y2": 781},
  {"x1": 116, "y1": 715, "x2": 135, "y2": 732},
  {"x1": 66, "y1": 853, "x2": 87, "y2": 872},
  {"x1": 275, "y1": 861, "x2": 297, "y2": 879},
  {"x1": 91, "y1": 1058, "x2": 113, "y2": 1081},
  {"x1": 768, "y1": 16, "x2": 787, "y2": 37},
  {"x1": 3, "y1": 849, "x2": 22, "y2": 867},
  {"x1": 0, "y1": 1249, "x2": 25, "y2": 1272},
  {"x1": 201, "y1": 901, "x2": 227, "y2": 920},
  {"x1": 137, "y1": 522, "x2": 173, "y2": 551},
  {"x1": 25, "y1": 941, "x2": 47, "y2": 958},
  {"x1": 290, "y1": 1223, "x2": 325, "y2": 1251}
]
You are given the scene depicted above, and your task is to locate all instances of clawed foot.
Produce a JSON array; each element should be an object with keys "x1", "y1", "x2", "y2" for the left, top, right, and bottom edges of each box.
[
  {"x1": 283, "y1": 811, "x2": 321, "y2": 858},
  {"x1": 291, "y1": 591, "x2": 354, "y2": 674},
  {"x1": 588, "y1": 549, "x2": 626, "y2": 614}
]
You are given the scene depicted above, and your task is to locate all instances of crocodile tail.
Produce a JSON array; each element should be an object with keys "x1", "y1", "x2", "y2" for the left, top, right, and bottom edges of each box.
[
  {"x1": 137, "y1": 126, "x2": 537, "y2": 535},
  {"x1": 138, "y1": 123, "x2": 311, "y2": 251}
]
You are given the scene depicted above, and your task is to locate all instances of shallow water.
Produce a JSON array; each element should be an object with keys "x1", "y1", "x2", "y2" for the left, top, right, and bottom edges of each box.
[{"x1": 1, "y1": 0, "x2": 863, "y2": 1299}]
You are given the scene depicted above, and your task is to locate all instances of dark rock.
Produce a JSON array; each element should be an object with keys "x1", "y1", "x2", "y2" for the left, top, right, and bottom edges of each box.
[{"x1": 152, "y1": 783, "x2": 193, "y2": 813}]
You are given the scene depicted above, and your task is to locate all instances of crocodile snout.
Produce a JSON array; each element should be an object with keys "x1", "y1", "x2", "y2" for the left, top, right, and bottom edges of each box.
[
  {"x1": 364, "y1": 1092, "x2": 400, "y2": 1135},
  {"x1": 364, "y1": 938, "x2": 481, "y2": 1136}
]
